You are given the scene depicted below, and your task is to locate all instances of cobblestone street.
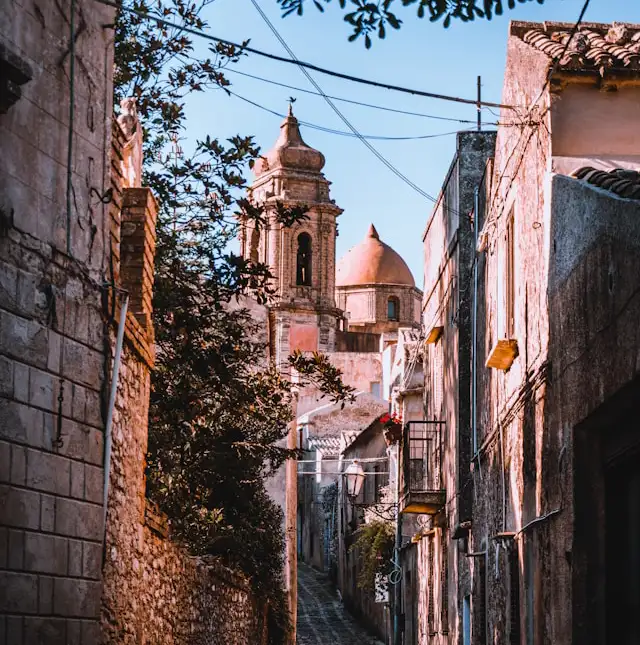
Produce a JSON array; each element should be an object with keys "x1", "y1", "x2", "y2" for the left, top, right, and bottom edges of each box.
[{"x1": 297, "y1": 563, "x2": 384, "y2": 645}]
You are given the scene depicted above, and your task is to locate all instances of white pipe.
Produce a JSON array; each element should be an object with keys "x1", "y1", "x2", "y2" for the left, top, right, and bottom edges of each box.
[
  {"x1": 297, "y1": 471, "x2": 390, "y2": 476},
  {"x1": 103, "y1": 294, "x2": 129, "y2": 532}
]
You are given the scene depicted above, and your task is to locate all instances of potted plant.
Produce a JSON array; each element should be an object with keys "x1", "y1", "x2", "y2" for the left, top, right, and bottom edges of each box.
[{"x1": 380, "y1": 412, "x2": 403, "y2": 445}]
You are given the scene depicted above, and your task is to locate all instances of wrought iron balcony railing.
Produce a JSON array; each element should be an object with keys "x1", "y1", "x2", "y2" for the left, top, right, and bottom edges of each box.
[{"x1": 399, "y1": 421, "x2": 446, "y2": 515}]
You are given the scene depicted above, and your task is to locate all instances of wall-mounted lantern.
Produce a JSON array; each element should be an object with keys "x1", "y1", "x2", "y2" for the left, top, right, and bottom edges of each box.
[{"x1": 344, "y1": 459, "x2": 365, "y2": 499}]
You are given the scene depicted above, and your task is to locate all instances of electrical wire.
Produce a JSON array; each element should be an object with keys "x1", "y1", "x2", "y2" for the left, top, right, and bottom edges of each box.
[
  {"x1": 93, "y1": 0, "x2": 516, "y2": 110},
  {"x1": 66, "y1": 0, "x2": 76, "y2": 254},
  {"x1": 227, "y1": 89, "x2": 468, "y2": 140},
  {"x1": 248, "y1": 0, "x2": 440, "y2": 204},
  {"x1": 225, "y1": 68, "x2": 502, "y2": 126}
]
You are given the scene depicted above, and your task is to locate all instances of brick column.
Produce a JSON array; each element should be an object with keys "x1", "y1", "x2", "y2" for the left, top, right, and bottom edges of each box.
[{"x1": 120, "y1": 188, "x2": 158, "y2": 333}]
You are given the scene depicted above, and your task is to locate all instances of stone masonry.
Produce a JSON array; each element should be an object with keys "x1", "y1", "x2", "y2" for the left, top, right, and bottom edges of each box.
[
  {"x1": 0, "y1": 1, "x2": 116, "y2": 641},
  {"x1": 1, "y1": 2, "x2": 269, "y2": 643}
]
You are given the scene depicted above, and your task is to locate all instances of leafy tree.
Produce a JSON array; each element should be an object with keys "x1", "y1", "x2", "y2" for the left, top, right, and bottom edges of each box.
[
  {"x1": 277, "y1": 0, "x2": 546, "y2": 47},
  {"x1": 113, "y1": 1, "x2": 354, "y2": 641}
]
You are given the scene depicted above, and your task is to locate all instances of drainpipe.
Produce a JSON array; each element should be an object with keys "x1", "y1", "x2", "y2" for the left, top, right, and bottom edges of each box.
[
  {"x1": 393, "y1": 444, "x2": 403, "y2": 645},
  {"x1": 103, "y1": 294, "x2": 129, "y2": 533},
  {"x1": 472, "y1": 188, "x2": 480, "y2": 456},
  {"x1": 286, "y1": 387, "x2": 300, "y2": 645}
]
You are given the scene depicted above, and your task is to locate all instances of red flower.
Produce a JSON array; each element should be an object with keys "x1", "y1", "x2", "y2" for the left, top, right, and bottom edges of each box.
[{"x1": 380, "y1": 413, "x2": 391, "y2": 424}]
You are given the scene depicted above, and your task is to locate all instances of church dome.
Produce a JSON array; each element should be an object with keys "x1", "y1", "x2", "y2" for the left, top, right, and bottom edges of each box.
[
  {"x1": 336, "y1": 224, "x2": 415, "y2": 287},
  {"x1": 254, "y1": 105, "x2": 325, "y2": 176}
]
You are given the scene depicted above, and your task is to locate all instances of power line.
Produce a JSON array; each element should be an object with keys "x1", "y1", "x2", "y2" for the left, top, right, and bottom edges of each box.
[
  {"x1": 226, "y1": 68, "x2": 502, "y2": 126},
  {"x1": 248, "y1": 0, "x2": 440, "y2": 204},
  {"x1": 94, "y1": 0, "x2": 516, "y2": 110},
  {"x1": 227, "y1": 89, "x2": 469, "y2": 141}
]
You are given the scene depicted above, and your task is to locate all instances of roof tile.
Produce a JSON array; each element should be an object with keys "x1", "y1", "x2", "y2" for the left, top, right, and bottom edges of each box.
[
  {"x1": 571, "y1": 167, "x2": 640, "y2": 200},
  {"x1": 518, "y1": 22, "x2": 640, "y2": 73}
]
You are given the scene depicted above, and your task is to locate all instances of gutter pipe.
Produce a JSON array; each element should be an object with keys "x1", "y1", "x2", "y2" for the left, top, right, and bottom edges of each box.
[
  {"x1": 103, "y1": 294, "x2": 129, "y2": 532},
  {"x1": 472, "y1": 188, "x2": 480, "y2": 456}
]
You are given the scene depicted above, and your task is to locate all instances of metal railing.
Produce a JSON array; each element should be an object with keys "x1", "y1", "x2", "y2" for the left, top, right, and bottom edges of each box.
[{"x1": 401, "y1": 421, "x2": 444, "y2": 498}]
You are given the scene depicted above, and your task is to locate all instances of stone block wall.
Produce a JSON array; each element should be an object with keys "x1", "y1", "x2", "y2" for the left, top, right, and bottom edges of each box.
[
  {"x1": 0, "y1": 1, "x2": 115, "y2": 641},
  {"x1": 100, "y1": 334, "x2": 263, "y2": 644}
]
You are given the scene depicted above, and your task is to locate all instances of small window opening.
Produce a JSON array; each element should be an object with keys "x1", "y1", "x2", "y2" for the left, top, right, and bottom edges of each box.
[
  {"x1": 387, "y1": 296, "x2": 399, "y2": 321},
  {"x1": 296, "y1": 233, "x2": 312, "y2": 286}
]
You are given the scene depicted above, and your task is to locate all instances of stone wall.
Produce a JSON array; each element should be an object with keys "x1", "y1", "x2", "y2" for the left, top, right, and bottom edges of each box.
[
  {"x1": 101, "y1": 146, "x2": 266, "y2": 645},
  {"x1": 0, "y1": 1, "x2": 115, "y2": 641},
  {"x1": 100, "y1": 328, "x2": 264, "y2": 645}
]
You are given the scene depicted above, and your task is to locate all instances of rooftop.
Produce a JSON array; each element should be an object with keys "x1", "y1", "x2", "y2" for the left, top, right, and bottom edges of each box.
[
  {"x1": 571, "y1": 167, "x2": 640, "y2": 200},
  {"x1": 512, "y1": 20, "x2": 640, "y2": 73},
  {"x1": 336, "y1": 223, "x2": 416, "y2": 288},
  {"x1": 253, "y1": 104, "x2": 325, "y2": 176},
  {"x1": 307, "y1": 436, "x2": 341, "y2": 454}
]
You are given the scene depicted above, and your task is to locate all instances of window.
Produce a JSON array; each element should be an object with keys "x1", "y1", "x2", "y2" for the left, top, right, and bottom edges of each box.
[
  {"x1": 296, "y1": 233, "x2": 312, "y2": 286},
  {"x1": 370, "y1": 381, "x2": 381, "y2": 398},
  {"x1": 428, "y1": 536, "x2": 436, "y2": 635},
  {"x1": 525, "y1": 538, "x2": 534, "y2": 645},
  {"x1": 387, "y1": 296, "x2": 399, "y2": 321},
  {"x1": 441, "y1": 529, "x2": 449, "y2": 633},
  {"x1": 505, "y1": 209, "x2": 515, "y2": 338},
  {"x1": 476, "y1": 556, "x2": 487, "y2": 645},
  {"x1": 430, "y1": 343, "x2": 444, "y2": 418},
  {"x1": 463, "y1": 596, "x2": 471, "y2": 645},
  {"x1": 509, "y1": 547, "x2": 521, "y2": 645}
]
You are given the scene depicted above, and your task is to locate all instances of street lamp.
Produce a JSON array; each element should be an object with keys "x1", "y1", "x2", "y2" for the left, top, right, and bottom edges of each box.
[{"x1": 344, "y1": 459, "x2": 365, "y2": 499}]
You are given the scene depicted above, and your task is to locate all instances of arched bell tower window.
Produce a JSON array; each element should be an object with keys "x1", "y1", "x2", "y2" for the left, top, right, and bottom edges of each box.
[
  {"x1": 296, "y1": 233, "x2": 312, "y2": 286},
  {"x1": 387, "y1": 296, "x2": 399, "y2": 321}
]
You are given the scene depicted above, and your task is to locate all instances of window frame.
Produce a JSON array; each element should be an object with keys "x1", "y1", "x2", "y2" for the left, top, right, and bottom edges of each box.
[
  {"x1": 505, "y1": 207, "x2": 515, "y2": 339},
  {"x1": 387, "y1": 296, "x2": 400, "y2": 321}
]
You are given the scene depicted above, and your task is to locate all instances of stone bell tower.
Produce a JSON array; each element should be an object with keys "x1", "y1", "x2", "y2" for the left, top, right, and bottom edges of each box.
[{"x1": 242, "y1": 105, "x2": 343, "y2": 363}]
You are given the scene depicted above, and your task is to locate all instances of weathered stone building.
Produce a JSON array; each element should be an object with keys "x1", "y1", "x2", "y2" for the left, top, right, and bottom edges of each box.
[
  {"x1": 396, "y1": 130, "x2": 496, "y2": 645},
  {"x1": 399, "y1": 19, "x2": 640, "y2": 645},
  {"x1": 1, "y1": 2, "x2": 118, "y2": 640}
]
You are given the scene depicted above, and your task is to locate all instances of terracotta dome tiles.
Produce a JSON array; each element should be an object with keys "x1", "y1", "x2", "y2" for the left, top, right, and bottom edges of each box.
[{"x1": 336, "y1": 223, "x2": 416, "y2": 288}]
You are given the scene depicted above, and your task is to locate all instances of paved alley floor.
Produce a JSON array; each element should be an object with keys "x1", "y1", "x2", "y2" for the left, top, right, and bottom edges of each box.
[{"x1": 297, "y1": 563, "x2": 384, "y2": 645}]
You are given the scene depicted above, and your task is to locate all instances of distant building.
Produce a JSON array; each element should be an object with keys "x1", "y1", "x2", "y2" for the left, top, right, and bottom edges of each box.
[{"x1": 244, "y1": 107, "x2": 424, "y2": 637}]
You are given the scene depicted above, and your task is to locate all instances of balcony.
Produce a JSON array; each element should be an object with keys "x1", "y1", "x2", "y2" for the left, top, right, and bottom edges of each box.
[{"x1": 399, "y1": 421, "x2": 446, "y2": 515}]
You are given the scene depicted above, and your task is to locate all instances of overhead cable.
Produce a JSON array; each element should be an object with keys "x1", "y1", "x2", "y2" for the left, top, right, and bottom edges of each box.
[
  {"x1": 226, "y1": 68, "x2": 502, "y2": 126},
  {"x1": 94, "y1": 0, "x2": 516, "y2": 110},
  {"x1": 228, "y1": 89, "x2": 469, "y2": 141},
  {"x1": 248, "y1": 0, "x2": 439, "y2": 204}
]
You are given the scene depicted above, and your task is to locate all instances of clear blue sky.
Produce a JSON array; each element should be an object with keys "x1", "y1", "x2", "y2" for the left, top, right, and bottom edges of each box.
[{"x1": 183, "y1": 0, "x2": 640, "y2": 282}]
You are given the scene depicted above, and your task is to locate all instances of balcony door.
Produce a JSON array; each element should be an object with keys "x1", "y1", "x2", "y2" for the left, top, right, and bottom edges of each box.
[{"x1": 606, "y1": 454, "x2": 640, "y2": 644}]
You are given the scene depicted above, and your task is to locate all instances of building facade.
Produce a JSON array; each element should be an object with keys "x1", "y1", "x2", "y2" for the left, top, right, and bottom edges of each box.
[{"x1": 398, "y1": 19, "x2": 640, "y2": 645}]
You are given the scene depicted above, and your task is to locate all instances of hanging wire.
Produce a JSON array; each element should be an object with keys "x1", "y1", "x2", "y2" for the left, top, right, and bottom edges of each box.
[
  {"x1": 225, "y1": 68, "x2": 503, "y2": 126},
  {"x1": 93, "y1": 0, "x2": 518, "y2": 110},
  {"x1": 66, "y1": 0, "x2": 77, "y2": 254},
  {"x1": 248, "y1": 0, "x2": 440, "y2": 204},
  {"x1": 228, "y1": 89, "x2": 471, "y2": 140}
]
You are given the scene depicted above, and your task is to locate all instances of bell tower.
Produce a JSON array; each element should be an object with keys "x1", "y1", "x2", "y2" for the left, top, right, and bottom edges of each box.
[{"x1": 241, "y1": 106, "x2": 343, "y2": 361}]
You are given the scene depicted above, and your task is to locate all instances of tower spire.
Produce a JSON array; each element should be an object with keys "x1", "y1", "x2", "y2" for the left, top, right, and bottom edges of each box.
[{"x1": 287, "y1": 96, "x2": 296, "y2": 116}]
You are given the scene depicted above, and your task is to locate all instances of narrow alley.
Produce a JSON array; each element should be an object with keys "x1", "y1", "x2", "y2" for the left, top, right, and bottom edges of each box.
[{"x1": 297, "y1": 564, "x2": 383, "y2": 645}]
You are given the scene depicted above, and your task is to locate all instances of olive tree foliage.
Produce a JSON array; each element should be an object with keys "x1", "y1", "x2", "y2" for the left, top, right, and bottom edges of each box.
[
  {"x1": 277, "y1": 0, "x2": 546, "y2": 47},
  {"x1": 113, "y1": 1, "x2": 354, "y2": 639}
]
